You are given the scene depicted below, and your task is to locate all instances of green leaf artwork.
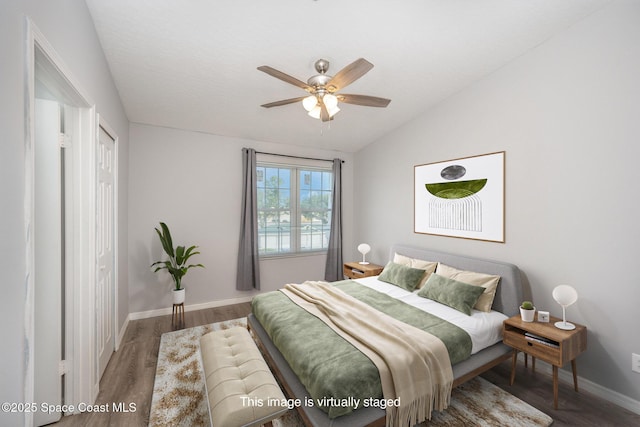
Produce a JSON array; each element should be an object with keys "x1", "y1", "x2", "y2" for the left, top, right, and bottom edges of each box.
[{"x1": 425, "y1": 179, "x2": 487, "y2": 199}]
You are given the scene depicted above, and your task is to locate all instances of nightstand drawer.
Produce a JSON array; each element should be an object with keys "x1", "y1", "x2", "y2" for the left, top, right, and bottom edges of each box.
[
  {"x1": 343, "y1": 265, "x2": 366, "y2": 278},
  {"x1": 503, "y1": 330, "x2": 562, "y2": 365}
]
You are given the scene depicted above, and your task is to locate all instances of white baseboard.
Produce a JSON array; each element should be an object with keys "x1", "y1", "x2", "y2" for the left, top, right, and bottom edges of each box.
[
  {"x1": 115, "y1": 314, "x2": 130, "y2": 351},
  {"x1": 128, "y1": 295, "x2": 255, "y2": 321},
  {"x1": 517, "y1": 353, "x2": 640, "y2": 415}
]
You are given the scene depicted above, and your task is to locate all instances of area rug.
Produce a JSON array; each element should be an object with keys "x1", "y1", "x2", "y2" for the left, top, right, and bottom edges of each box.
[{"x1": 150, "y1": 318, "x2": 553, "y2": 427}]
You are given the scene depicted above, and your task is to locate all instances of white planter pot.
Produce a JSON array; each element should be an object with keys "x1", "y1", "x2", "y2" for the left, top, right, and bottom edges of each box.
[
  {"x1": 173, "y1": 288, "x2": 185, "y2": 304},
  {"x1": 520, "y1": 307, "x2": 536, "y2": 322}
]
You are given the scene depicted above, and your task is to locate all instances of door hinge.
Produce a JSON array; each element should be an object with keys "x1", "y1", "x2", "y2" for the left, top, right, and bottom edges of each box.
[
  {"x1": 58, "y1": 360, "x2": 67, "y2": 376},
  {"x1": 58, "y1": 133, "x2": 71, "y2": 148}
]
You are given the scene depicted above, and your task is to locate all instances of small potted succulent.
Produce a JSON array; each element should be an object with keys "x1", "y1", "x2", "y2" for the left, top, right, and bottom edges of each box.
[
  {"x1": 520, "y1": 301, "x2": 536, "y2": 322},
  {"x1": 151, "y1": 222, "x2": 204, "y2": 304}
]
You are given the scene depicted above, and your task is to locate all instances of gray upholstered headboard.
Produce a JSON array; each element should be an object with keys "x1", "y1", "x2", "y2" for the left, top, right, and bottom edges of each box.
[{"x1": 389, "y1": 244, "x2": 523, "y2": 317}]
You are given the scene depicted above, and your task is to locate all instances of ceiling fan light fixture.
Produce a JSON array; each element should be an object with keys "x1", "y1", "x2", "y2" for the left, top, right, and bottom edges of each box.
[
  {"x1": 308, "y1": 105, "x2": 321, "y2": 119},
  {"x1": 259, "y1": 58, "x2": 390, "y2": 121},
  {"x1": 302, "y1": 95, "x2": 318, "y2": 112},
  {"x1": 323, "y1": 93, "x2": 338, "y2": 109}
]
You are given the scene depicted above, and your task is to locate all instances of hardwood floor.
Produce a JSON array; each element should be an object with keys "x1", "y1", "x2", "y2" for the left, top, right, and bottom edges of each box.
[
  {"x1": 52, "y1": 303, "x2": 251, "y2": 427},
  {"x1": 53, "y1": 303, "x2": 639, "y2": 426}
]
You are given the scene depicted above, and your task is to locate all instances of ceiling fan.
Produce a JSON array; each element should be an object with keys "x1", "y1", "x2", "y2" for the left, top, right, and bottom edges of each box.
[{"x1": 258, "y1": 58, "x2": 391, "y2": 122}]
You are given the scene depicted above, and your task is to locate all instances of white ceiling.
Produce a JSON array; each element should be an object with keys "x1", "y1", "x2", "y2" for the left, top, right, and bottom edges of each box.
[{"x1": 85, "y1": 0, "x2": 610, "y2": 152}]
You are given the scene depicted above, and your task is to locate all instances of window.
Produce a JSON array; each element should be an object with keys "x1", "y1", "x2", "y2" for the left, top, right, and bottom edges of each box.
[{"x1": 256, "y1": 163, "x2": 333, "y2": 256}]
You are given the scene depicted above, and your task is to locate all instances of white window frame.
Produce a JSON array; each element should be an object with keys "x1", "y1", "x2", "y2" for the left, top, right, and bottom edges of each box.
[{"x1": 256, "y1": 159, "x2": 333, "y2": 258}]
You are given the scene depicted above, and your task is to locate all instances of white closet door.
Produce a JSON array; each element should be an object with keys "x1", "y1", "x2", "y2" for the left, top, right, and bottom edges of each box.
[{"x1": 96, "y1": 126, "x2": 116, "y2": 380}]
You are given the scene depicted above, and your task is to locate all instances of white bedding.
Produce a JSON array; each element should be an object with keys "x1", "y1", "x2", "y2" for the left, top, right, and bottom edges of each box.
[{"x1": 353, "y1": 275, "x2": 507, "y2": 354}]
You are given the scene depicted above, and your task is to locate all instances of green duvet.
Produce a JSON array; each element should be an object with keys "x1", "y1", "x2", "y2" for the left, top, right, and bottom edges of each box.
[{"x1": 251, "y1": 280, "x2": 471, "y2": 419}]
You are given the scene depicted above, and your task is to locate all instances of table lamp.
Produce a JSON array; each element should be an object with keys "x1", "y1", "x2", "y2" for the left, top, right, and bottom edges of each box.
[
  {"x1": 357, "y1": 243, "x2": 371, "y2": 265},
  {"x1": 552, "y1": 285, "x2": 578, "y2": 330}
]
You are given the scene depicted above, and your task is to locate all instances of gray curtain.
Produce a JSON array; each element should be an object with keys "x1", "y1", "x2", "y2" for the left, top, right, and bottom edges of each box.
[
  {"x1": 324, "y1": 159, "x2": 343, "y2": 281},
  {"x1": 236, "y1": 148, "x2": 261, "y2": 290}
]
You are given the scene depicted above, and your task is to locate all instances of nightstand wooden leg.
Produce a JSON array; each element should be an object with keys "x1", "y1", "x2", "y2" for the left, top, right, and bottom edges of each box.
[
  {"x1": 532, "y1": 356, "x2": 536, "y2": 372},
  {"x1": 571, "y1": 359, "x2": 579, "y2": 392},
  {"x1": 510, "y1": 349, "x2": 518, "y2": 386},
  {"x1": 524, "y1": 353, "x2": 528, "y2": 368},
  {"x1": 553, "y1": 365, "x2": 559, "y2": 409}
]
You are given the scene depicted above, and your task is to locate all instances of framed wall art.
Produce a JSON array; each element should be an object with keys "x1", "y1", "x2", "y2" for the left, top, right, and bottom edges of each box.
[{"x1": 414, "y1": 151, "x2": 505, "y2": 242}]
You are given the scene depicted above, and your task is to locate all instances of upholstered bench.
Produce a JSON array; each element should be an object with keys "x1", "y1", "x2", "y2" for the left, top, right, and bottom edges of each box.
[{"x1": 200, "y1": 327, "x2": 288, "y2": 427}]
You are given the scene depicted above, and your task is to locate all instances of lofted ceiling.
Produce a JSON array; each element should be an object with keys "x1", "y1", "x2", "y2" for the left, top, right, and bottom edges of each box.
[{"x1": 85, "y1": 0, "x2": 610, "y2": 152}]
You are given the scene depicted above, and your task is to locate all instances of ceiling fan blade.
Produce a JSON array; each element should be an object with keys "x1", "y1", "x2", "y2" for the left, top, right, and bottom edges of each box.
[
  {"x1": 338, "y1": 94, "x2": 391, "y2": 108},
  {"x1": 326, "y1": 58, "x2": 374, "y2": 91},
  {"x1": 320, "y1": 102, "x2": 331, "y2": 122},
  {"x1": 257, "y1": 66, "x2": 312, "y2": 91},
  {"x1": 261, "y1": 96, "x2": 307, "y2": 108}
]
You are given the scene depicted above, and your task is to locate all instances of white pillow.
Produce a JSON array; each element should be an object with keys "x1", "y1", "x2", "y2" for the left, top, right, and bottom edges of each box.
[{"x1": 393, "y1": 253, "x2": 437, "y2": 288}]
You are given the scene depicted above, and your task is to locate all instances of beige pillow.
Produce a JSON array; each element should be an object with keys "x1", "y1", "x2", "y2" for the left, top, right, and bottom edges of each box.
[
  {"x1": 393, "y1": 253, "x2": 437, "y2": 288},
  {"x1": 435, "y1": 263, "x2": 500, "y2": 312}
]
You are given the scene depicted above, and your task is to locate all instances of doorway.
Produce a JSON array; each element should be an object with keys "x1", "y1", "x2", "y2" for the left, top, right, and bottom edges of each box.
[
  {"x1": 25, "y1": 17, "x2": 102, "y2": 425},
  {"x1": 33, "y1": 98, "x2": 68, "y2": 426}
]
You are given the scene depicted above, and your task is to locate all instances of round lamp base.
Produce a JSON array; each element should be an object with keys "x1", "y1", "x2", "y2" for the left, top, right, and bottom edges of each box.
[
  {"x1": 359, "y1": 261, "x2": 370, "y2": 265},
  {"x1": 555, "y1": 321, "x2": 576, "y2": 330}
]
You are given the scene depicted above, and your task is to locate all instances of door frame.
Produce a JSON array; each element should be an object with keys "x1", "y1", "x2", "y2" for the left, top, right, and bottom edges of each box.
[{"x1": 24, "y1": 17, "x2": 98, "y2": 423}]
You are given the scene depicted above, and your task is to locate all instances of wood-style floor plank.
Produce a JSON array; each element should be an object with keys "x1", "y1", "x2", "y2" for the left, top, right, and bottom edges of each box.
[{"x1": 53, "y1": 302, "x2": 639, "y2": 426}]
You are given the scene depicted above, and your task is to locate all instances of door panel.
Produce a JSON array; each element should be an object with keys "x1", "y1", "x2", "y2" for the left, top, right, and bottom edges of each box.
[
  {"x1": 34, "y1": 99, "x2": 63, "y2": 426},
  {"x1": 97, "y1": 126, "x2": 116, "y2": 379}
]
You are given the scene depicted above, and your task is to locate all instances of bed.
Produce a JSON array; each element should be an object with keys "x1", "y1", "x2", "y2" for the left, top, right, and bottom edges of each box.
[{"x1": 247, "y1": 244, "x2": 523, "y2": 427}]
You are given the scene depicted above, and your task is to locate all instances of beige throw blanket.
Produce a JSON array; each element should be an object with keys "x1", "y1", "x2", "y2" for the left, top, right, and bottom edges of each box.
[{"x1": 280, "y1": 281, "x2": 453, "y2": 427}]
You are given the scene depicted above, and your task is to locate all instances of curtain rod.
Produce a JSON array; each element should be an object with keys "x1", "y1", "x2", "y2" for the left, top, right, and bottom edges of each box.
[{"x1": 254, "y1": 150, "x2": 345, "y2": 164}]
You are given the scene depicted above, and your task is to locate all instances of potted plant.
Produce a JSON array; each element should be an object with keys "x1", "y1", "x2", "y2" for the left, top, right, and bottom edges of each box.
[
  {"x1": 151, "y1": 222, "x2": 204, "y2": 304},
  {"x1": 520, "y1": 301, "x2": 536, "y2": 322}
]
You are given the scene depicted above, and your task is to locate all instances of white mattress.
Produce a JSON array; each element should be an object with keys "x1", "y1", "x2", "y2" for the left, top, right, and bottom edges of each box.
[{"x1": 353, "y1": 276, "x2": 507, "y2": 354}]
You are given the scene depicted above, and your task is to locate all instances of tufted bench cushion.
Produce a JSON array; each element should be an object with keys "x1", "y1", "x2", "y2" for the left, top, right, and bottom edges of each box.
[{"x1": 200, "y1": 327, "x2": 288, "y2": 427}]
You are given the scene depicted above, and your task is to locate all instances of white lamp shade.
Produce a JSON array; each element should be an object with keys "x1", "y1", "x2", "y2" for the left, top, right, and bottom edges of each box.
[
  {"x1": 302, "y1": 95, "x2": 318, "y2": 112},
  {"x1": 307, "y1": 100, "x2": 340, "y2": 119},
  {"x1": 308, "y1": 105, "x2": 321, "y2": 119},
  {"x1": 327, "y1": 104, "x2": 340, "y2": 117},
  {"x1": 552, "y1": 284, "x2": 578, "y2": 330},
  {"x1": 552, "y1": 285, "x2": 578, "y2": 306},
  {"x1": 357, "y1": 243, "x2": 371, "y2": 255},
  {"x1": 323, "y1": 93, "x2": 338, "y2": 109},
  {"x1": 357, "y1": 243, "x2": 371, "y2": 265}
]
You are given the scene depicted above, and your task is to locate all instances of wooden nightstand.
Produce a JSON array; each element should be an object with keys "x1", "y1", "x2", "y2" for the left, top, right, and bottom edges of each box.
[
  {"x1": 343, "y1": 262, "x2": 384, "y2": 279},
  {"x1": 503, "y1": 315, "x2": 587, "y2": 409}
]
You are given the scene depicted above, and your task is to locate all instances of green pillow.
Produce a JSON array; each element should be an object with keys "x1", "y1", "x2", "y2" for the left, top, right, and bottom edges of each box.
[
  {"x1": 377, "y1": 261, "x2": 426, "y2": 291},
  {"x1": 417, "y1": 273, "x2": 485, "y2": 315}
]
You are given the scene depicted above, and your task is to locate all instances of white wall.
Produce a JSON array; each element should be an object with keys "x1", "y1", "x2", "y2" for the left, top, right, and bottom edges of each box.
[
  {"x1": 128, "y1": 123, "x2": 354, "y2": 313},
  {"x1": 354, "y1": 0, "x2": 640, "y2": 404},
  {"x1": 0, "y1": 1, "x2": 129, "y2": 423}
]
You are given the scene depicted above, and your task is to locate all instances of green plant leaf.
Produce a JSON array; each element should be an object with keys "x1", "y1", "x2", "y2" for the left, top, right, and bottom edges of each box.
[
  {"x1": 186, "y1": 263, "x2": 205, "y2": 269},
  {"x1": 176, "y1": 245, "x2": 185, "y2": 265},
  {"x1": 151, "y1": 222, "x2": 204, "y2": 288},
  {"x1": 182, "y1": 246, "x2": 200, "y2": 262},
  {"x1": 159, "y1": 222, "x2": 174, "y2": 257}
]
